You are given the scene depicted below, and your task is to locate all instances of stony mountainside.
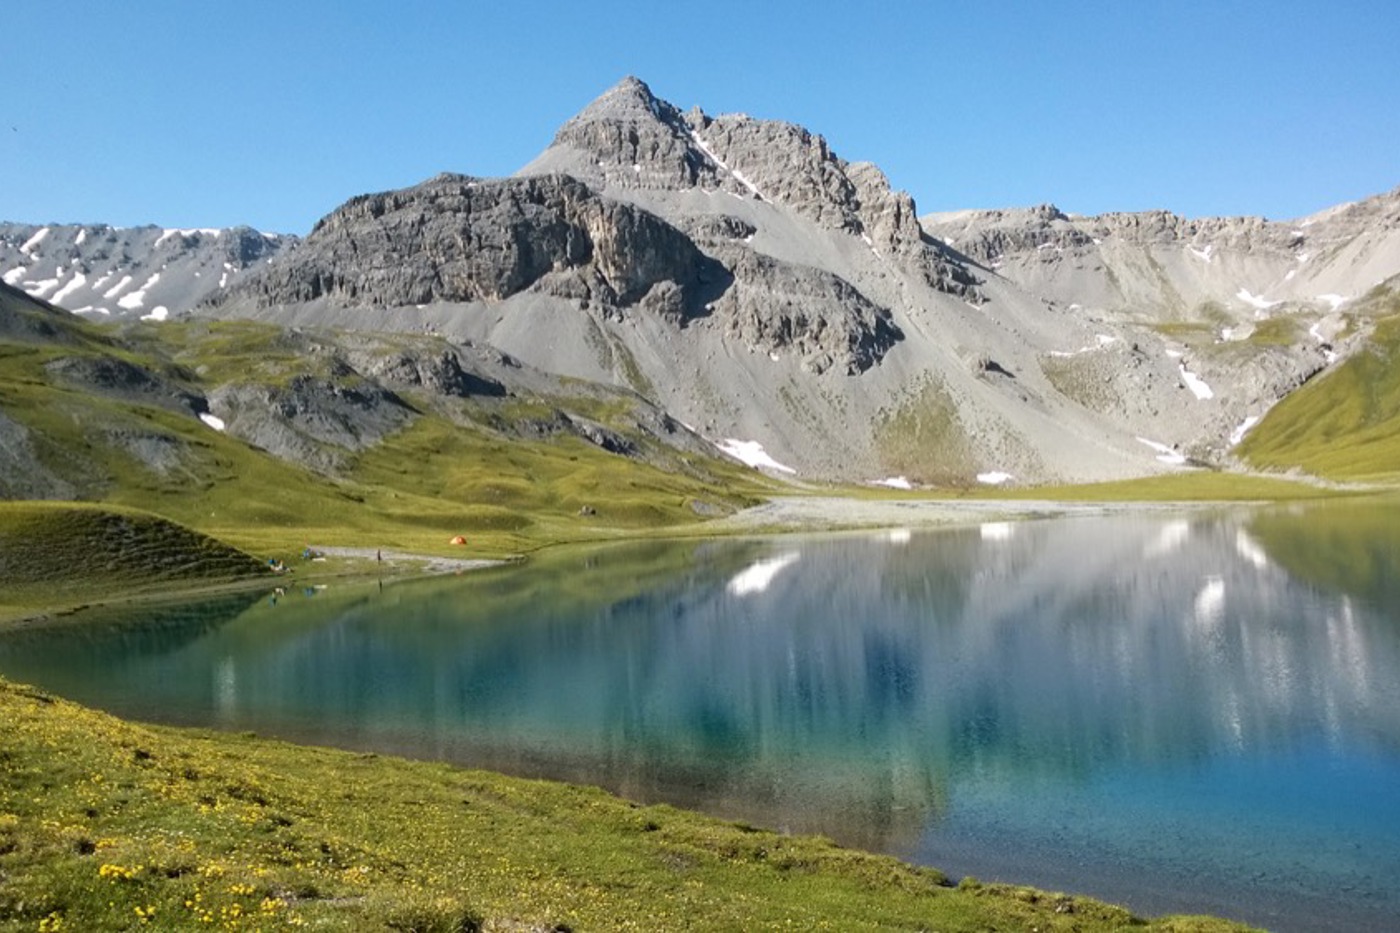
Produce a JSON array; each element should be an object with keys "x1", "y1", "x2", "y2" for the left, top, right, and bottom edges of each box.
[
  {"x1": 0, "y1": 223, "x2": 294, "y2": 322},
  {"x1": 0, "y1": 279, "x2": 734, "y2": 505},
  {"x1": 10, "y1": 77, "x2": 1400, "y2": 486},
  {"x1": 922, "y1": 188, "x2": 1400, "y2": 324}
]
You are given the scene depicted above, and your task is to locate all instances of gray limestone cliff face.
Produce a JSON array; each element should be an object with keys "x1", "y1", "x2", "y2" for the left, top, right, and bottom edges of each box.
[
  {"x1": 710, "y1": 246, "x2": 901, "y2": 375},
  {"x1": 924, "y1": 205, "x2": 1095, "y2": 266},
  {"x1": 209, "y1": 158, "x2": 908, "y2": 373},
  {"x1": 211, "y1": 173, "x2": 729, "y2": 319},
  {"x1": 545, "y1": 76, "x2": 730, "y2": 193},
  {"x1": 523, "y1": 77, "x2": 979, "y2": 300}
]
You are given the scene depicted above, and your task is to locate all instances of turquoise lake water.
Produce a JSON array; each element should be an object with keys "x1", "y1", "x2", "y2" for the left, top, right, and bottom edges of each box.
[{"x1": 3, "y1": 505, "x2": 1398, "y2": 930}]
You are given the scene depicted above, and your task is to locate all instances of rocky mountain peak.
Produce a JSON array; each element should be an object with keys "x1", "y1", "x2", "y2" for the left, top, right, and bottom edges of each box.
[
  {"x1": 533, "y1": 76, "x2": 721, "y2": 194},
  {"x1": 522, "y1": 78, "x2": 979, "y2": 300},
  {"x1": 565, "y1": 75, "x2": 676, "y2": 127}
]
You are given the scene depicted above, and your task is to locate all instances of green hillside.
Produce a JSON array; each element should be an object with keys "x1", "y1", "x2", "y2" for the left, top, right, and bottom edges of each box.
[
  {"x1": 1240, "y1": 288, "x2": 1400, "y2": 481},
  {"x1": 0, "y1": 285, "x2": 771, "y2": 568},
  {"x1": 0, "y1": 502, "x2": 268, "y2": 618}
]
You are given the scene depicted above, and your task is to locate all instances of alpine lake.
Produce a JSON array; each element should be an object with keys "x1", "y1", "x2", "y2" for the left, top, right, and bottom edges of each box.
[{"x1": 3, "y1": 500, "x2": 1399, "y2": 932}]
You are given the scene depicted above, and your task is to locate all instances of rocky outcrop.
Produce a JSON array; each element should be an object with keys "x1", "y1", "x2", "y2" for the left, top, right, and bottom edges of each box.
[
  {"x1": 711, "y1": 248, "x2": 901, "y2": 374},
  {"x1": 208, "y1": 375, "x2": 416, "y2": 473},
  {"x1": 545, "y1": 76, "x2": 729, "y2": 193},
  {"x1": 43, "y1": 355, "x2": 206, "y2": 416},
  {"x1": 0, "y1": 409, "x2": 77, "y2": 499},
  {"x1": 212, "y1": 173, "x2": 730, "y2": 319},
  {"x1": 343, "y1": 346, "x2": 506, "y2": 399},
  {"x1": 923, "y1": 204, "x2": 1094, "y2": 267}
]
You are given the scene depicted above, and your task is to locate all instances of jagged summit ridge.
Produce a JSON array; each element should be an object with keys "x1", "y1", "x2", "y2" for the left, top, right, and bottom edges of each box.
[
  {"x1": 523, "y1": 77, "x2": 979, "y2": 300},
  {"x1": 541, "y1": 76, "x2": 728, "y2": 194}
]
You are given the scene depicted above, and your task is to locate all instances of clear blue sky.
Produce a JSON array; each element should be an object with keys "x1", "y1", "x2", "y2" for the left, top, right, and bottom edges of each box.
[{"x1": 5, "y1": 0, "x2": 1397, "y2": 234}]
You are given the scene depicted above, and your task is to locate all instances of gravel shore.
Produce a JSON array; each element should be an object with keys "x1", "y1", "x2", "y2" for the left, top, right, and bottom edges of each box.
[{"x1": 709, "y1": 496, "x2": 1214, "y2": 533}]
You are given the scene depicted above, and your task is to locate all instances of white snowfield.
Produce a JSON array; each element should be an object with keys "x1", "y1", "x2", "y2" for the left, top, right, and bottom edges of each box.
[
  {"x1": 1178, "y1": 364, "x2": 1214, "y2": 400},
  {"x1": 1236, "y1": 288, "x2": 1279, "y2": 311},
  {"x1": 1137, "y1": 437, "x2": 1187, "y2": 465},
  {"x1": 716, "y1": 438, "x2": 797, "y2": 475},
  {"x1": 1229, "y1": 416, "x2": 1260, "y2": 446},
  {"x1": 23, "y1": 276, "x2": 60, "y2": 298},
  {"x1": 117, "y1": 273, "x2": 161, "y2": 310},
  {"x1": 0, "y1": 223, "x2": 297, "y2": 328},
  {"x1": 50, "y1": 272, "x2": 87, "y2": 305},
  {"x1": 155, "y1": 228, "x2": 221, "y2": 247},
  {"x1": 198, "y1": 413, "x2": 226, "y2": 431},
  {"x1": 19, "y1": 228, "x2": 49, "y2": 255},
  {"x1": 103, "y1": 275, "x2": 134, "y2": 299}
]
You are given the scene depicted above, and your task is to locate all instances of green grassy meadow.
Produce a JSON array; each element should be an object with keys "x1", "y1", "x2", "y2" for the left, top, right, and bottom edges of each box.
[
  {"x1": 0, "y1": 679, "x2": 1254, "y2": 932},
  {"x1": 1238, "y1": 297, "x2": 1400, "y2": 482}
]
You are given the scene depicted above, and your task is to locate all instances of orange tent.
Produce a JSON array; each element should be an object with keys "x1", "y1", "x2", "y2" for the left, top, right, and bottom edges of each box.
[{"x1": 449, "y1": 535, "x2": 466, "y2": 545}]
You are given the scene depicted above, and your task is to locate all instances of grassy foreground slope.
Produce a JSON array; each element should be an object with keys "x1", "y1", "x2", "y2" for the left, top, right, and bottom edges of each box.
[
  {"x1": 1239, "y1": 288, "x2": 1400, "y2": 481},
  {"x1": 0, "y1": 680, "x2": 1250, "y2": 932}
]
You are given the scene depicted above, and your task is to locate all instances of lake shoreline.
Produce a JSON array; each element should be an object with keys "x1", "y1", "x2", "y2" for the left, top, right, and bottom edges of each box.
[{"x1": 0, "y1": 495, "x2": 1253, "y2": 630}]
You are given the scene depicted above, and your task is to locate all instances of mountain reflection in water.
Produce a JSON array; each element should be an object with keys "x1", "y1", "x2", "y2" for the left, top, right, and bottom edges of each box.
[{"x1": 2, "y1": 506, "x2": 1398, "y2": 931}]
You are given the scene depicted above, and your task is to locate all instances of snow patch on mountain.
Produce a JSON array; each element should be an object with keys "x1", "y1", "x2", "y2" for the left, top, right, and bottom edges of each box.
[
  {"x1": 1237, "y1": 288, "x2": 1279, "y2": 311},
  {"x1": 1137, "y1": 437, "x2": 1187, "y2": 465},
  {"x1": 155, "y1": 228, "x2": 221, "y2": 247},
  {"x1": 717, "y1": 438, "x2": 796, "y2": 474},
  {"x1": 50, "y1": 272, "x2": 87, "y2": 305},
  {"x1": 1229, "y1": 415, "x2": 1260, "y2": 446},
  {"x1": 24, "y1": 276, "x2": 60, "y2": 298},
  {"x1": 103, "y1": 275, "x2": 134, "y2": 299},
  {"x1": 118, "y1": 273, "x2": 160, "y2": 310},
  {"x1": 19, "y1": 228, "x2": 48, "y2": 255},
  {"x1": 1179, "y1": 364, "x2": 1214, "y2": 400}
]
